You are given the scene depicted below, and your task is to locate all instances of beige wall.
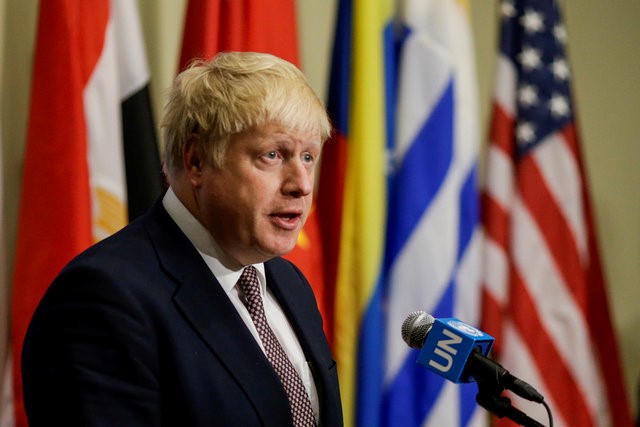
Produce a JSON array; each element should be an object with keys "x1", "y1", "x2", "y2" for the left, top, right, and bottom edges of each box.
[{"x1": 1, "y1": 0, "x2": 638, "y2": 415}]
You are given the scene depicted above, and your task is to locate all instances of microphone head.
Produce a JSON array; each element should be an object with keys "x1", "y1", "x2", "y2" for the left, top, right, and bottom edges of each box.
[{"x1": 401, "y1": 311, "x2": 435, "y2": 349}]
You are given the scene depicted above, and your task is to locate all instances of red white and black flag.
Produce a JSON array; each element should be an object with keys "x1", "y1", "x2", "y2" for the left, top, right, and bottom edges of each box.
[{"x1": 5, "y1": 1, "x2": 161, "y2": 425}]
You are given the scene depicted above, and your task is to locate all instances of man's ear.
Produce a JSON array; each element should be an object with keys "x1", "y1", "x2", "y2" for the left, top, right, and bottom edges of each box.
[{"x1": 183, "y1": 135, "x2": 204, "y2": 187}]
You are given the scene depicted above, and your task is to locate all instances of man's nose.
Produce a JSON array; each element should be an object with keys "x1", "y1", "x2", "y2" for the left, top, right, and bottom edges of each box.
[{"x1": 283, "y1": 160, "x2": 313, "y2": 197}]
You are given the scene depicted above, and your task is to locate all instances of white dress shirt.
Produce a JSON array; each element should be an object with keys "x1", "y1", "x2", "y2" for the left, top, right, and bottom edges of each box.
[{"x1": 162, "y1": 188, "x2": 319, "y2": 420}]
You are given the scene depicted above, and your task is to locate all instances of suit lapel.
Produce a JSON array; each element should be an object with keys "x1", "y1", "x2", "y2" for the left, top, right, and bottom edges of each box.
[
  {"x1": 264, "y1": 258, "x2": 333, "y2": 373},
  {"x1": 143, "y1": 202, "x2": 291, "y2": 425},
  {"x1": 265, "y1": 258, "x2": 338, "y2": 425}
]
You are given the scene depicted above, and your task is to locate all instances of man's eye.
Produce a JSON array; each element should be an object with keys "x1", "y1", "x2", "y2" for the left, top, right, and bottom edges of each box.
[
  {"x1": 265, "y1": 151, "x2": 278, "y2": 160},
  {"x1": 302, "y1": 153, "x2": 314, "y2": 163}
]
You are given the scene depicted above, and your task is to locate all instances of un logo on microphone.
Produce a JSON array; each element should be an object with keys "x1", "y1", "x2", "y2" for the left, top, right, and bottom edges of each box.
[{"x1": 447, "y1": 319, "x2": 484, "y2": 337}]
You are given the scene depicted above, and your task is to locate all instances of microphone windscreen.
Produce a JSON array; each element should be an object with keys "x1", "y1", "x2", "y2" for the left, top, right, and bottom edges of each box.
[{"x1": 401, "y1": 311, "x2": 434, "y2": 349}]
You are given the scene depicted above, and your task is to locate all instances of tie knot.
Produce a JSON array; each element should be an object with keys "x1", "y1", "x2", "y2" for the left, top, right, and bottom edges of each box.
[{"x1": 238, "y1": 265, "x2": 261, "y2": 302}]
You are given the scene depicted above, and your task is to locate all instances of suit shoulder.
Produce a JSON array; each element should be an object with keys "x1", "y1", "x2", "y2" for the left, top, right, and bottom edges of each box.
[
  {"x1": 265, "y1": 257, "x2": 306, "y2": 281},
  {"x1": 67, "y1": 200, "x2": 176, "y2": 271},
  {"x1": 67, "y1": 220, "x2": 153, "y2": 269}
]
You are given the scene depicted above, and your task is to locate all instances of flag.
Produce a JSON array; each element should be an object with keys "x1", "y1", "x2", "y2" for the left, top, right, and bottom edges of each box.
[
  {"x1": 318, "y1": 0, "x2": 392, "y2": 423},
  {"x1": 10, "y1": 1, "x2": 159, "y2": 425},
  {"x1": 319, "y1": 0, "x2": 483, "y2": 425},
  {"x1": 383, "y1": 0, "x2": 484, "y2": 425},
  {"x1": 117, "y1": 2, "x2": 165, "y2": 220},
  {"x1": 178, "y1": 0, "x2": 329, "y2": 332},
  {"x1": 178, "y1": 0, "x2": 298, "y2": 70},
  {"x1": 481, "y1": 1, "x2": 633, "y2": 426}
]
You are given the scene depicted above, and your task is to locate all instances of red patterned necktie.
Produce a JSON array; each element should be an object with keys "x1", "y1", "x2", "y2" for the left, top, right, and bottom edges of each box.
[{"x1": 237, "y1": 266, "x2": 316, "y2": 426}]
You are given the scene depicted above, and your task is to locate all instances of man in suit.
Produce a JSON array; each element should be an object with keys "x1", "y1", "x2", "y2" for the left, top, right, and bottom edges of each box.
[{"x1": 22, "y1": 52, "x2": 342, "y2": 426}]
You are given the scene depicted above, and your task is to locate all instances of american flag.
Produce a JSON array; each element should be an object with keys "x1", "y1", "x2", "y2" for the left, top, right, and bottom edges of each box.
[{"x1": 481, "y1": 0, "x2": 633, "y2": 426}]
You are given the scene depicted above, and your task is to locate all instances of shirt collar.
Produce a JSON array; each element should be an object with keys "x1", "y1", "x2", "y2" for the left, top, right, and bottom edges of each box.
[{"x1": 162, "y1": 187, "x2": 266, "y2": 294}]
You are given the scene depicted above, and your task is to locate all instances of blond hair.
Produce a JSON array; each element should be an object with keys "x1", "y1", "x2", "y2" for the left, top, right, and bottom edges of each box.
[{"x1": 161, "y1": 51, "x2": 331, "y2": 175}]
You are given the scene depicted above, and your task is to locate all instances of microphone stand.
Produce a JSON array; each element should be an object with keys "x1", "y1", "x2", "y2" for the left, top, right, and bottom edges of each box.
[
  {"x1": 464, "y1": 347, "x2": 549, "y2": 427},
  {"x1": 473, "y1": 371, "x2": 548, "y2": 427},
  {"x1": 475, "y1": 389, "x2": 546, "y2": 427}
]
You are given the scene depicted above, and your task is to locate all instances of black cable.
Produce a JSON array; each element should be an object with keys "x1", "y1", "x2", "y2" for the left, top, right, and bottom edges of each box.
[{"x1": 542, "y1": 400, "x2": 554, "y2": 427}]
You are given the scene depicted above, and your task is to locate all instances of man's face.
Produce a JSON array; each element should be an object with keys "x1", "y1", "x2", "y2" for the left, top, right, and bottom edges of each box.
[{"x1": 193, "y1": 123, "x2": 321, "y2": 267}]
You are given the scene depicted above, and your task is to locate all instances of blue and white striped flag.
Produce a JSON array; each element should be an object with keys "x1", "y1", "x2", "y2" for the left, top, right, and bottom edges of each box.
[{"x1": 383, "y1": 1, "x2": 485, "y2": 425}]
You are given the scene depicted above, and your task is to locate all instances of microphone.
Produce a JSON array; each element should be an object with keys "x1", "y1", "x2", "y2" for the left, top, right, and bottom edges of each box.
[{"x1": 401, "y1": 311, "x2": 544, "y2": 403}]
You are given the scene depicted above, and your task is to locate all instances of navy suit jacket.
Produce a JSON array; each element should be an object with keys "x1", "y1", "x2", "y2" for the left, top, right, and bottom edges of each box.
[{"x1": 22, "y1": 200, "x2": 342, "y2": 426}]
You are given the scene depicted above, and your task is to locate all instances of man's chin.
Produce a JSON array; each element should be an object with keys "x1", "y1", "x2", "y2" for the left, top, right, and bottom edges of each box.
[
  {"x1": 247, "y1": 238, "x2": 298, "y2": 263},
  {"x1": 277, "y1": 242, "x2": 299, "y2": 257},
  {"x1": 269, "y1": 238, "x2": 300, "y2": 258}
]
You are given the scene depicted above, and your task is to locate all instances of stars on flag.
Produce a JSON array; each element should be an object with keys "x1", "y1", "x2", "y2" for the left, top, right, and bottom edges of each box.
[
  {"x1": 520, "y1": 8, "x2": 544, "y2": 34},
  {"x1": 501, "y1": 0, "x2": 516, "y2": 18},
  {"x1": 551, "y1": 57, "x2": 570, "y2": 80},
  {"x1": 553, "y1": 23, "x2": 567, "y2": 44},
  {"x1": 501, "y1": 0, "x2": 573, "y2": 152},
  {"x1": 518, "y1": 46, "x2": 542, "y2": 71},
  {"x1": 518, "y1": 84, "x2": 538, "y2": 107},
  {"x1": 517, "y1": 121, "x2": 536, "y2": 146},
  {"x1": 549, "y1": 93, "x2": 570, "y2": 118}
]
